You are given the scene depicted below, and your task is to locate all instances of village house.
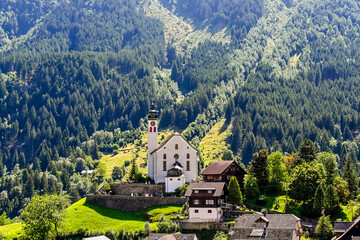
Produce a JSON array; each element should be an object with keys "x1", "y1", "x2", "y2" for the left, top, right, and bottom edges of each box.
[
  {"x1": 148, "y1": 232, "x2": 198, "y2": 240},
  {"x1": 333, "y1": 216, "x2": 360, "y2": 240},
  {"x1": 147, "y1": 106, "x2": 199, "y2": 192},
  {"x1": 228, "y1": 213, "x2": 303, "y2": 240},
  {"x1": 201, "y1": 160, "x2": 246, "y2": 188},
  {"x1": 185, "y1": 182, "x2": 226, "y2": 222}
]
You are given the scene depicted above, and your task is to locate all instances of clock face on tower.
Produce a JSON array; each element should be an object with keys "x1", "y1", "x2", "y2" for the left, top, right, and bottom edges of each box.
[{"x1": 150, "y1": 121, "x2": 156, "y2": 126}]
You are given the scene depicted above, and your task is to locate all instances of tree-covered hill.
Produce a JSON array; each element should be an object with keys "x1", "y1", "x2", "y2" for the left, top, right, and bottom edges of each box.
[
  {"x1": 2, "y1": 0, "x2": 360, "y2": 219},
  {"x1": 226, "y1": 0, "x2": 360, "y2": 165}
]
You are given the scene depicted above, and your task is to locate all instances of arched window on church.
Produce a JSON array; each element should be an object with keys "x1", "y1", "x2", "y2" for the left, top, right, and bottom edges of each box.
[
  {"x1": 187, "y1": 153, "x2": 190, "y2": 159},
  {"x1": 175, "y1": 144, "x2": 178, "y2": 150},
  {"x1": 163, "y1": 154, "x2": 166, "y2": 159},
  {"x1": 149, "y1": 127, "x2": 152, "y2": 132}
]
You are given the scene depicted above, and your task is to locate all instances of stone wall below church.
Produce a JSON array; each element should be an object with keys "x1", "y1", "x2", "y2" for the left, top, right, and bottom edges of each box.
[
  {"x1": 99, "y1": 183, "x2": 165, "y2": 196},
  {"x1": 86, "y1": 194, "x2": 187, "y2": 212}
]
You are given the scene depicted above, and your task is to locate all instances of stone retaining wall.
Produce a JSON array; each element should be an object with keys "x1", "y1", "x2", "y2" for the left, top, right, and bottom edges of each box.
[
  {"x1": 98, "y1": 183, "x2": 165, "y2": 196},
  {"x1": 86, "y1": 194, "x2": 186, "y2": 212},
  {"x1": 175, "y1": 220, "x2": 233, "y2": 230}
]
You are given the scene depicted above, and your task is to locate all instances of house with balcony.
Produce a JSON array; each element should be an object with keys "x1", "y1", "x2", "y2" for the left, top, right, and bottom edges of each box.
[
  {"x1": 200, "y1": 160, "x2": 246, "y2": 188},
  {"x1": 185, "y1": 182, "x2": 225, "y2": 222}
]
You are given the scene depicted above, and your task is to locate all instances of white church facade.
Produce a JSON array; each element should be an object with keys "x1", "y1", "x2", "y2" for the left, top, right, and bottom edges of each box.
[{"x1": 147, "y1": 106, "x2": 199, "y2": 192}]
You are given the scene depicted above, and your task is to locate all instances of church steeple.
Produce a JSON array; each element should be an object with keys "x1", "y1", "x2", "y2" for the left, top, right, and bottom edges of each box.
[{"x1": 147, "y1": 104, "x2": 158, "y2": 179}]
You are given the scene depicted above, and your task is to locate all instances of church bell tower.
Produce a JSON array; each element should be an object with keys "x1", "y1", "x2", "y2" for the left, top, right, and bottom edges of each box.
[{"x1": 147, "y1": 104, "x2": 158, "y2": 179}]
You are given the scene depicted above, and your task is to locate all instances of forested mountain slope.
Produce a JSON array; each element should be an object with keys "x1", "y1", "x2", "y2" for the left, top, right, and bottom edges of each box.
[
  {"x1": 1, "y1": 0, "x2": 360, "y2": 219},
  {"x1": 227, "y1": 0, "x2": 360, "y2": 165}
]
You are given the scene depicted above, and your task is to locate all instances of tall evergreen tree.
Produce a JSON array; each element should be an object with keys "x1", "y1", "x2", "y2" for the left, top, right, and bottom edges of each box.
[
  {"x1": 315, "y1": 215, "x2": 334, "y2": 240},
  {"x1": 295, "y1": 139, "x2": 318, "y2": 165},
  {"x1": 128, "y1": 158, "x2": 139, "y2": 181},
  {"x1": 249, "y1": 149, "x2": 269, "y2": 192},
  {"x1": 343, "y1": 155, "x2": 358, "y2": 199},
  {"x1": 323, "y1": 185, "x2": 339, "y2": 215},
  {"x1": 313, "y1": 184, "x2": 324, "y2": 214},
  {"x1": 227, "y1": 176, "x2": 243, "y2": 205}
]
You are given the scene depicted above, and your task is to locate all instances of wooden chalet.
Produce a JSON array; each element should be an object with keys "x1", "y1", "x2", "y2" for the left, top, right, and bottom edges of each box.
[
  {"x1": 185, "y1": 182, "x2": 226, "y2": 222},
  {"x1": 200, "y1": 160, "x2": 246, "y2": 188}
]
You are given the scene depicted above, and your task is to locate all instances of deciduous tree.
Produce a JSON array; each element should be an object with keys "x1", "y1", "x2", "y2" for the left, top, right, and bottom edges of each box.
[{"x1": 21, "y1": 195, "x2": 70, "y2": 239}]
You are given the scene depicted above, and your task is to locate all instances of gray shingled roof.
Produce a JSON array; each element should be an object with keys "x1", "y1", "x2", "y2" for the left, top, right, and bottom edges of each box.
[
  {"x1": 336, "y1": 216, "x2": 360, "y2": 240},
  {"x1": 334, "y1": 221, "x2": 354, "y2": 233},
  {"x1": 234, "y1": 214, "x2": 300, "y2": 229},
  {"x1": 148, "y1": 232, "x2": 197, "y2": 240},
  {"x1": 185, "y1": 182, "x2": 225, "y2": 197},
  {"x1": 229, "y1": 214, "x2": 302, "y2": 240},
  {"x1": 229, "y1": 228, "x2": 297, "y2": 240}
]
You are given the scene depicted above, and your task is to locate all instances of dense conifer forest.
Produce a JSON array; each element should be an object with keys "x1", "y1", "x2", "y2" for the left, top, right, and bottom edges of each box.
[{"x1": 1, "y1": 0, "x2": 360, "y2": 221}]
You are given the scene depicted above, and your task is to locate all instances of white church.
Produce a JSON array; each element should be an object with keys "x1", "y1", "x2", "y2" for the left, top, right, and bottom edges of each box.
[{"x1": 147, "y1": 105, "x2": 199, "y2": 192}]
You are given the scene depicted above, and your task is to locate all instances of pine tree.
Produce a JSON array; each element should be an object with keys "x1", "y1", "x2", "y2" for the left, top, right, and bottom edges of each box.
[
  {"x1": 228, "y1": 176, "x2": 243, "y2": 205},
  {"x1": 249, "y1": 149, "x2": 269, "y2": 192},
  {"x1": 129, "y1": 158, "x2": 139, "y2": 181},
  {"x1": 244, "y1": 175, "x2": 260, "y2": 199},
  {"x1": 323, "y1": 185, "x2": 339, "y2": 215},
  {"x1": 313, "y1": 184, "x2": 324, "y2": 214},
  {"x1": 295, "y1": 139, "x2": 318, "y2": 165},
  {"x1": 315, "y1": 215, "x2": 334, "y2": 240},
  {"x1": 24, "y1": 176, "x2": 35, "y2": 198},
  {"x1": 40, "y1": 173, "x2": 49, "y2": 194},
  {"x1": 343, "y1": 155, "x2": 358, "y2": 199}
]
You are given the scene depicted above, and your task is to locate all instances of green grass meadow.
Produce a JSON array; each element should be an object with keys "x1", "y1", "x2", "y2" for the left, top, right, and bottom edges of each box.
[{"x1": 0, "y1": 198, "x2": 183, "y2": 238}]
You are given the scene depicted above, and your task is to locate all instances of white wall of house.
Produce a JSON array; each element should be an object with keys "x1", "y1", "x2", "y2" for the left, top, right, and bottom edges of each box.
[
  {"x1": 165, "y1": 176, "x2": 185, "y2": 192},
  {"x1": 188, "y1": 207, "x2": 222, "y2": 221},
  {"x1": 150, "y1": 135, "x2": 199, "y2": 183}
]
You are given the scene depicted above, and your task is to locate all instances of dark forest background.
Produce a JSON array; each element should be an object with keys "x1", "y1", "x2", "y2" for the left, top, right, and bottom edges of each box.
[{"x1": 1, "y1": 0, "x2": 360, "y2": 218}]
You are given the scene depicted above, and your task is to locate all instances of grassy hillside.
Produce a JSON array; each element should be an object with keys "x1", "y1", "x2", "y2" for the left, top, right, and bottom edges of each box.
[
  {"x1": 98, "y1": 130, "x2": 173, "y2": 179},
  {"x1": 1, "y1": 198, "x2": 182, "y2": 238},
  {"x1": 0, "y1": 222, "x2": 23, "y2": 239},
  {"x1": 140, "y1": 0, "x2": 230, "y2": 53},
  {"x1": 198, "y1": 119, "x2": 232, "y2": 168},
  {"x1": 62, "y1": 198, "x2": 156, "y2": 233}
]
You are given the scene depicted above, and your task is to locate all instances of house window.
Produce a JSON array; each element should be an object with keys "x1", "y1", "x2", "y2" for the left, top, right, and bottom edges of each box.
[
  {"x1": 206, "y1": 199, "x2": 214, "y2": 205},
  {"x1": 175, "y1": 144, "x2": 178, "y2": 150},
  {"x1": 154, "y1": 127, "x2": 156, "y2": 132},
  {"x1": 186, "y1": 161, "x2": 190, "y2": 171},
  {"x1": 174, "y1": 154, "x2": 179, "y2": 160},
  {"x1": 193, "y1": 199, "x2": 200, "y2": 205},
  {"x1": 195, "y1": 210, "x2": 199, "y2": 213},
  {"x1": 207, "y1": 190, "x2": 212, "y2": 193},
  {"x1": 163, "y1": 154, "x2": 166, "y2": 159},
  {"x1": 170, "y1": 178, "x2": 173, "y2": 181},
  {"x1": 194, "y1": 190, "x2": 199, "y2": 193},
  {"x1": 187, "y1": 153, "x2": 190, "y2": 159},
  {"x1": 231, "y1": 166, "x2": 235, "y2": 171},
  {"x1": 163, "y1": 161, "x2": 166, "y2": 171},
  {"x1": 150, "y1": 127, "x2": 152, "y2": 132},
  {"x1": 208, "y1": 210, "x2": 212, "y2": 213},
  {"x1": 178, "y1": 178, "x2": 181, "y2": 181}
]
